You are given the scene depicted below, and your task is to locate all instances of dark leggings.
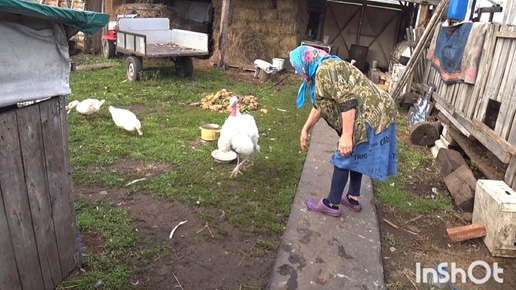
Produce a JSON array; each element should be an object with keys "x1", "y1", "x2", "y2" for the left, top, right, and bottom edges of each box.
[{"x1": 326, "y1": 166, "x2": 363, "y2": 205}]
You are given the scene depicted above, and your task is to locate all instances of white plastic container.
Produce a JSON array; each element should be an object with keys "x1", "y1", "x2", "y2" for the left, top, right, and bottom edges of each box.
[{"x1": 272, "y1": 58, "x2": 285, "y2": 70}]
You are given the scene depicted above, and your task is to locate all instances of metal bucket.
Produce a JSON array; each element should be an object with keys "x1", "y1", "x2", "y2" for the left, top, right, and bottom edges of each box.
[
  {"x1": 199, "y1": 124, "x2": 220, "y2": 141},
  {"x1": 349, "y1": 44, "x2": 368, "y2": 73}
]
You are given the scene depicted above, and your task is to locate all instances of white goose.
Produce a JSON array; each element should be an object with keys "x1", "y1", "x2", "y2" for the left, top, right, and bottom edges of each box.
[
  {"x1": 67, "y1": 98, "x2": 106, "y2": 121},
  {"x1": 108, "y1": 106, "x2": 143, "y2": 136}
]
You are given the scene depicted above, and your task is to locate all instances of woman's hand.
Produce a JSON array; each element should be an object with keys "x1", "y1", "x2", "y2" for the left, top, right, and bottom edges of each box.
[
  {"x1": 300, "y1": 108, "x2": 320, "y2": 152},
  {"x1": 300, "y1": 129, "x2": 309, "y2": 151},
  {"x1": 338, "y1": 135, "x2": 353, "y2": 156}
]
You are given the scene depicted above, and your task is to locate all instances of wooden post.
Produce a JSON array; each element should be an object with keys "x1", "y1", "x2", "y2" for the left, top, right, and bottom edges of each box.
[
  {"x1": 416, "y1": 4, "x2": 430, "y2": 40},
  {"x1": 392, "y1": 0, "x2": 449, "y2": 102},
  {"x1": 217, "y1": 0, "x2": 232, "y2": 70},
  {"x1": 447, "y1": 223, "x2": 486, "y2": 243}
]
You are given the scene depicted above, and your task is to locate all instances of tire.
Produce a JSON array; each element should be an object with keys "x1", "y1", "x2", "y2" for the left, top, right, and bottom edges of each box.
[
  {"x1": 102, "y1": 39, "x2": 115, "y2": 59},
  {"x1": 176, "y1": 56, "x2": 193, "y2": 77},
  {"x1": 126, "y1": 56, "x2": 143, "y2": 82}
]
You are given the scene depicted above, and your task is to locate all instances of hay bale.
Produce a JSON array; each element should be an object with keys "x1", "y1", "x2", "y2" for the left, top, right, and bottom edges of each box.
[
  {"x1": 210, "y1": 26, "x2": 266, "y2": 67},
  {"x1": 114, "y1": 4, "x2": 182, "y2": 28},
  {"x1": 212, "y1": 0, "x2": 271, "y2": 9},
  {"x1": 232, "y1": 7, "x2": 261, "y2": 22},
  {"x1": 234, "y1": 0, "x2": 272, "y2": 9},
  {"x1": 277, "y1": 37, "x2": 300, "y2": 57},
  {"x1": 211, "y1": 0, "x2": 307, "y2": 66},
  {"x1": 276, "y1": 0, "x2": 297, "y2": 11},
  {"x1": 261, "y1": 9, "x2": 278, "y2": 22}
]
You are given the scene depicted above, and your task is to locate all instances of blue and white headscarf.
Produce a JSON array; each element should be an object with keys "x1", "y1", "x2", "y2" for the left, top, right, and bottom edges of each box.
[{"x1": 289, "y1": 45, "x2": 341, "y2": 108}]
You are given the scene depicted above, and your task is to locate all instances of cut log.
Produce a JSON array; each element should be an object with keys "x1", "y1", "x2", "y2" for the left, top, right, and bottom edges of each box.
[
  {"x1": 257, "y1": 68, "x2": 270, "y2": 82},
  {"x1": 443, "y1": 169, "x2": 475, "y2": 212},
  {"x1": 436, "y1": 148, "x2": 469, "y2": 177},
  {"x1": 447, "y1": 223, "x2": 486, "y2": 243},
  {"x1": 454, "y1": 164, "x2": 477, "y2": 190},
  {"x1": 409, "y1": 121, "x2": 440, "y2": 146}
]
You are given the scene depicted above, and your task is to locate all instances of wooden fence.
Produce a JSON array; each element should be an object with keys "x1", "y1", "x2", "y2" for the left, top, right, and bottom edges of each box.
[
  {"x1": 416, "y1": 23, "x2": 516, "y2": 190},
  {"x1": 0, "y1": 96, "x2": 80, "y2": 290}
]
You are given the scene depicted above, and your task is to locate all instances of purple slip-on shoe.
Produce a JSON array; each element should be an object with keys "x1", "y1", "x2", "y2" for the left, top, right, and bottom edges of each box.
[
  {"x1": 306, "y1": 198, "x2": 341, "y2": 217},
  {"x1": 341, "y1": 195, "x2": 362, "y2": 212}
]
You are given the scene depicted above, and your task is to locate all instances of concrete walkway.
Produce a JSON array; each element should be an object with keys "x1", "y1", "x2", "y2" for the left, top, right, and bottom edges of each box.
[{"x1": 269, "y1": 120, "x2": 385, "y2": 290}]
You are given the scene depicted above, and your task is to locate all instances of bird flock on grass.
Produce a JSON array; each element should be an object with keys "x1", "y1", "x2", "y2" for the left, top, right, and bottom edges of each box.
[
  {"x1": 66, "y1": 98, "x2": 143, "y2": 136},
  {"x1": 66, "y1": 94, "x2": 261, "y2": 177}
]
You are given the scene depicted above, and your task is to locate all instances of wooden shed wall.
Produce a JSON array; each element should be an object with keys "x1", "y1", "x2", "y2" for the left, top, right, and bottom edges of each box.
[
  {"x1": 420, "y1": 23, "x2": 516, "y2": 190},
  {"x1": 323, "y1": 1, "x2": 402, "y2": 68},
  {"x1": 0, "y1": 96, "x2": 79, "y2": 290}
]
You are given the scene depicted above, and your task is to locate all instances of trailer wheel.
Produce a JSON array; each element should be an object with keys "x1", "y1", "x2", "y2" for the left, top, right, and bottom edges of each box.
[
  {"x1": 126, "y1": 56, "x2": 143, "y2": 82},
  {"x1": 102, "y1": 39, "x2": 115, "y2": 59},
  {"x1": 176, "y1": 56, "x2": 193, "y2": 77}
]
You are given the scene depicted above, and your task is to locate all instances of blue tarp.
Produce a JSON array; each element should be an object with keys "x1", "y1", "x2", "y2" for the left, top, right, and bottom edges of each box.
[{"x1": 0, "y1": 0, "x2": 109, "y2": 35}]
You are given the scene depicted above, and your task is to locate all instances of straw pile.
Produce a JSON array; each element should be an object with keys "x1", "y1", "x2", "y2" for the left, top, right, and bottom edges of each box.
[
  {"x1": 210, "y1": 0, "x2": 308, "y2": 68},
  {"x1": 113, "y1": 4, "x2": 182, "y2": 28}
]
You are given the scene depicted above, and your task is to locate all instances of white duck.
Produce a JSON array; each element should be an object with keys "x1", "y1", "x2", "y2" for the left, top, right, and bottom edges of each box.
[
  {"x1": 67, "y1": 98, "x2": 106, "y2": 121},
  {"x1": 108, "y1": 106, "x2": 143, "y2": 136},
  {"x1": 66, "y1": 100, "x2": 80, "y2": 114}
]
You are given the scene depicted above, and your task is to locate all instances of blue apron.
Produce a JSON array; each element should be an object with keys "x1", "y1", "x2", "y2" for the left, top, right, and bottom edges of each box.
[{"x1": 330, "y1": 123, "x2": 397, "y2": 181}]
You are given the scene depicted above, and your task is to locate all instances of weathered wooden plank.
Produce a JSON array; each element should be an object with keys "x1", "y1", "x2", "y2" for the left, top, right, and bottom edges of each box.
[
  {"x1": 497, "y1": 31, "x2": 516, "y2": 139},
  {"x1": 503, "y1": 0, "x2": 516, "y2": 25},
  {"x1": 507, "y1": 108, "x2": 516, "y2": 145},
  {"x1": 58, "y1": 95, "x2": 82, "y2": 266},
  {"x1": 468, "y1": 24, "x2": 497, "y2": 119},
  {"x1": 456, "y1": 83, "x2": 473, "y2": 114},
  {"x1": 0, "y1": 187, "x2": 22, "y2": 289},
  {"x1": 450, "y1": 83, "x2": 459, "y2": 107},
  {"x1": 495, "y1": 31, "x2": 516, "y2": 39},
  {"x1": 17, "y1": 103, "x2": 63, "y2": 289},
  {"x1": 446, "y1": 125, "x2": 507, "y2": 181},
  {"x1": 474, "y1": 24, "x2": 501, "y2": 120},
  {"x1": 455, "y1": 114, "x2": 515, "y2": 163},
  {"x1": 495, "y1": 39, "x2": 516, "y2": 105},
  {"x1": 433, "y1": 93, "x2": 471, "y2": 137},
  {"x1": 39, "y1": 98, "x2": 79, "y2": 278},
  {"x1": 477, "y1": 36, "x2": 508, "y2": 121},
  {"x1": 0, "y1": 109, "x2": 45, "y2": 289}
]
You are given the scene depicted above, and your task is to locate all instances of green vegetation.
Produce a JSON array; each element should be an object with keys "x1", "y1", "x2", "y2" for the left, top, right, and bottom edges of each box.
[
  {"x1": 61, "y1": 55, "x2": 308, "y2": 289},
  {"x1": 63, "y1": 54, "x2": 453, "y2": 289},
  {"x1": 68, "y1": 57, "x2": 308, "y2": 235}
]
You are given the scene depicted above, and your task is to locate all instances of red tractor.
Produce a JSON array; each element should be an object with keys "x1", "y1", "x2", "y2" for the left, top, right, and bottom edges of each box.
[{"x1": 101, "y1": 14, "x2": 137, "y2": 58}]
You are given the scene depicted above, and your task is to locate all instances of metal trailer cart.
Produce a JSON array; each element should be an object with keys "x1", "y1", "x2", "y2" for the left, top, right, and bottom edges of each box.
[{"x1": 115, "y1": 17, "x2": 209, "y2": 81}]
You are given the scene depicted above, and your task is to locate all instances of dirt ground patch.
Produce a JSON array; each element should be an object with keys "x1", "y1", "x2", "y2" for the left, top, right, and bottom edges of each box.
[
  {"x1": 76, "y1": 181, "x2": 277, "y2": 289},
  {"x1": 71, "y1": 59, "x2": 516, "y2": 289}
]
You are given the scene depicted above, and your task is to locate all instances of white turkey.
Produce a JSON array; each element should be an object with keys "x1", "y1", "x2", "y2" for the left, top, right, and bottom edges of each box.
[
  {"x1": 108, "y1": 106, "x2": 143, "y2": 136},
  {"x1": 216, "y1": 96, "x2": 260, "y2": 177}
]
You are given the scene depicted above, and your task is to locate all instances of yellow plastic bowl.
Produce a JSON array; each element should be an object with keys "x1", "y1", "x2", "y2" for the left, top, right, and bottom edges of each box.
[{"x1": 200, "y1": 124, "x2": 220, "y2": 141}]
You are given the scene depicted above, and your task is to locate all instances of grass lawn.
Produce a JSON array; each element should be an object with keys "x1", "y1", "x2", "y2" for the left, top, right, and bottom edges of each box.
[
  {"x1": 61, "y1": 55, "x2": 310, "y2": 289},
  {"x1": 60, "y1": 55, "x2": 454, "y2": 289}
]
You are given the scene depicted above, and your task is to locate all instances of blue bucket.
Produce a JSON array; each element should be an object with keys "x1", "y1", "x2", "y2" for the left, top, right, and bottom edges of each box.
[{"x1": 447, "y1": 0, "x2": 469, "y2": 21}]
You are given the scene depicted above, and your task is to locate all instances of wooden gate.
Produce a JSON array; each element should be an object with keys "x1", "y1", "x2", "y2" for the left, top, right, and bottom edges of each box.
[{"x1": 0, "y1": 96, "x2": 79, "y2": 290}]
